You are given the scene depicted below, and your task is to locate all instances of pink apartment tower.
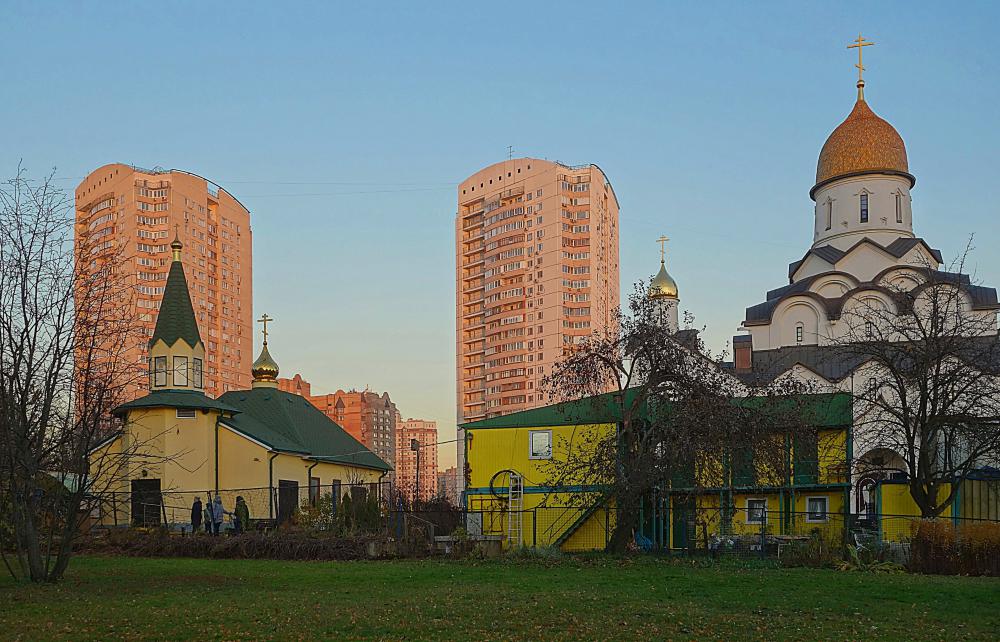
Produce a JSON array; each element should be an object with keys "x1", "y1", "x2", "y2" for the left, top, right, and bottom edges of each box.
[
  {"x1": 455, "y1": 158, "x2": 620, "y2": 491},
  {"x1": 75, "y1": 164, "x2": 252, "y2": 400}
]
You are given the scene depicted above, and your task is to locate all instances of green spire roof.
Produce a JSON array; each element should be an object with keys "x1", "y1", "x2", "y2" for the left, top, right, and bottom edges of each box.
[{"x1": 149, "y1": 254, "x2": 202, "y2": 349}]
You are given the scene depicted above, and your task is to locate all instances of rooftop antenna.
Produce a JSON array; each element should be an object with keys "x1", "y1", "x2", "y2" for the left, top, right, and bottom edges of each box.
[{"x1": 507, "y1": 145, "x2": 513, "y2": 160}]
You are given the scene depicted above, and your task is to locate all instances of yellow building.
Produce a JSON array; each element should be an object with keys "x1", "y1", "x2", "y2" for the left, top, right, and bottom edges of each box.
[
  {"x1": 92, "y1": 236, "x2": 389, "y2": 528},
  {"x1": 462, "y1": 390, "x2": 854, "y2": 551}
]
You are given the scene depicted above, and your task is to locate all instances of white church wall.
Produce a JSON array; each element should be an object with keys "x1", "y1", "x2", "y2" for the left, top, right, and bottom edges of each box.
[{"x1": 812, "y1": 174, "x2": 913, "y2": 249}]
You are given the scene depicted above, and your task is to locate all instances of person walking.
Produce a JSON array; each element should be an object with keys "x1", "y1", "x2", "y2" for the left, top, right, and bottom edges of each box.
[
  {"x1": 234, "y1": 496, "x2": 250, "y2": 534},
  {"x1": 190, "y1": 497, "x2": 203, "y2": 534},
  {"x1": 211, "y1": 495, "x2": 226, "y2": 536}
]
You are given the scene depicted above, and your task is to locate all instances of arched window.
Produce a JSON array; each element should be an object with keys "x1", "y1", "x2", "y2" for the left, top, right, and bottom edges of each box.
[
  {"x1": 895, "y1": 192, "x2": 903, "y2": 223},
  {"x1": 795, "y1": 323, "x2": 804, "y2": 344},
  {"x1": 825, "y1": 199, "x2": 833, "y2": 231},
  {"x1": 860, "y1": 193, "x2": 869, "y2": 223}
]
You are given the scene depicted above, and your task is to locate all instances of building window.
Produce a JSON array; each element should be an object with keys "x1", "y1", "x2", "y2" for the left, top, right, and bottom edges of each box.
[
  {"x1": 746, "y1": 498, "x2": 767, "y2": 524},
  {"x1": 806, "y1": 496, "x2": 829, "y2": 522},
  {"x1": 528, "y1": 430, "x2": 552, "y2": 459},
  {"x1": 176, "y1": 408, "x2": 196, "y2": 419},
  {"x1": 895, "y1": 192, "x2": 903, "y2": 223},
  {"x1": 867, "y1": 378, "x2": 878, "y2": 396},
  {"x1": 825, "y1": 199, "x2": 832, "y2": 230},
  {"x1": 309, "y1": 477, "x2": 320, "y2": 506},
  {"x1": 192, "y1": 358, "x2": 203, "y2": 389},
  {"x1": 860, "y1": 193, "x2": 869, "y2": 223},
  {"x1": 865, "y1": 319, "x2": 874, "y2": 337},
  {"x1": 795, "y1": 324, "x2": 804, "y2": 344},
  {"x1": 152, "y1": 356, "x2": 167, "y2": 387},
  {"x1": 173, "y1": 356, "x2": 189, "y2": 386}
]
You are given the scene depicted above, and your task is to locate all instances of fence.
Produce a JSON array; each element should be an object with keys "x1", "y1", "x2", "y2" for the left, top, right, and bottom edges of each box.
[
  {"x1": 89, "y1": 482, "x2": 392, "y2": 532},
  {"x1": 85, "y1": 488, "x2": 1000, "y2": 569}
]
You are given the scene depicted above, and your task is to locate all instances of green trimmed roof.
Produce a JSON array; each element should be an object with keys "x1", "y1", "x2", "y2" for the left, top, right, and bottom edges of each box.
[
  {"x1": 462, "y1": 391, "x2": 852, "y2": 430},
  {"x1": 218, "y1": 388, "x2": 391, "y2": 471},
  {"x1": 150, "y1": 259, "x2": 202, "y2": 349},
  {"x1": 113, "y1": 389, "x2": 240, "y2": 416}
]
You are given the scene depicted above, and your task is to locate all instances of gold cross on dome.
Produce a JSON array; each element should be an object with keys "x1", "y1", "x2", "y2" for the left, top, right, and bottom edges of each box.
[
  {"x1": 257, "y1": 313, "x2": 273, "y2": 344},
  {"x1": 847, "y1": 33, "x2": 874, "y2": 85},
  {"x1": 656, "y1": 235, "x2": 669, "y2": 263}
]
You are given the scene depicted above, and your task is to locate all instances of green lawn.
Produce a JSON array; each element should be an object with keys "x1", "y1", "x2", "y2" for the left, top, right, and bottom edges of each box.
[{"x1": 1, "y1": 555, "x2": 997, "y2": 640}]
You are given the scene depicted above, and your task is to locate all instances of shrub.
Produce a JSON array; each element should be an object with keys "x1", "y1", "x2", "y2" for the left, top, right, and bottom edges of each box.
[
  {"x1": 78, "y1": 528, "x2": 376, "y2": 561},
  {"x1": 909, "y1": 519, "x2": 1000, "y2": 576},
  {"x1": 780, "y1": 529, "x2": 842, "y2": 568}
]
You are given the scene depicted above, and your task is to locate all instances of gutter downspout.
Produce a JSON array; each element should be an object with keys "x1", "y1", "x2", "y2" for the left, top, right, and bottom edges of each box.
[
  {"x1": 268, "y1": 452, "x2": 279, "y2": 521},
  {"x1": 307, "y1": 461, "x2": 318, "y2": 505},
  {"x1": 214, "y1": 413, "x2": 222, "y2": 492}
]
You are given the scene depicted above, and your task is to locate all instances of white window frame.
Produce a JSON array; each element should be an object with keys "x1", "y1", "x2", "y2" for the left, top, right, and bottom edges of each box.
[
  {"x1": 173, "y1": 355, "x2": 189, "y2": 386},
  {"x1": 795, "y1": 324, "x2": 804, "y2": 344},
  {"x1": 528, "y1": 429, "x2": 552, "y2": 460},
  {"x1": 176, "y1": 408, "x2": 196, "y2": 419},
  {"x1": 746, "y1": 498, "x2": 767, "y2": 525},
  {"x1": 805, "y1": 496, "x2": 829, "y2": 523},
  {"x1": 152, "y1": 356, "x2": 167, "y2": 387},
  {"x1": 192, "y1": 358, "x2": 203, "y2": 389}
]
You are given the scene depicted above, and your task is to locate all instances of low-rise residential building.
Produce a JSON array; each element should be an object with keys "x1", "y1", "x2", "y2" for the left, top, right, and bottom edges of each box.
[{"x1": 277, "y1": 375, "x2": 397, "y2": 473}]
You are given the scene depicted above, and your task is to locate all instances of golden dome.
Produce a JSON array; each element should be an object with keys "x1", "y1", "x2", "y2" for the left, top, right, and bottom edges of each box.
[
  {"x1": 251, "y1": 343, "x2": 279, "y2": 382},
  {"x1": 813, "y1": 96, "x2": 913, "y2": 197},
  {"x1": 649, "y1": 261, "x2": 678, "y2": 300}
]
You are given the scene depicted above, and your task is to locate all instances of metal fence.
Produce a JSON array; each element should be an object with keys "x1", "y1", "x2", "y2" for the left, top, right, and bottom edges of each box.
[
  {"x1": 89, "y1": 482, "x2": 392, "y2": 532},
  {"x1": 85, "y1": 488, "x2": 1000, "y2": 569}
]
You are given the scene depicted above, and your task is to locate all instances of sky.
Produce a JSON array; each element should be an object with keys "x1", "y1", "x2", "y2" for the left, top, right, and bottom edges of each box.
[{"x1": 3, "y1": 2, "x2": 999, "y2": 470}]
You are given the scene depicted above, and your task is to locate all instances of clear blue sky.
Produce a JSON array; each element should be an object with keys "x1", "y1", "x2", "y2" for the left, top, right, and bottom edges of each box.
[{"x1": 4, "y1": 2, "x2": 999, "y2": 468}]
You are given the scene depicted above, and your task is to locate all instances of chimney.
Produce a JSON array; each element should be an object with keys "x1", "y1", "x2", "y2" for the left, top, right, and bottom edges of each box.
[{"x1": 733, "y1": 335, "x2": 753, "y2": 373}]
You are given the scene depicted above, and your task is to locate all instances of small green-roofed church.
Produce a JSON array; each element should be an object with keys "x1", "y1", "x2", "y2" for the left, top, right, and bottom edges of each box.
[{"x1": 91, "y1": 234, "x2": 389, "y2": 528}]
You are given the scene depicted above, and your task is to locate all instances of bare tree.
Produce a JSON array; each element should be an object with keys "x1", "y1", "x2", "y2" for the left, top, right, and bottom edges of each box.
[
  {"x1": 0, "y1": 167, "x2": 145, "y2": 582},
  {"x1": 541, "y1": 284, "x2": 819, "y2": 552},
  {"x1": 831, "y1": 240, "x2": 1000, "y2": 518}
]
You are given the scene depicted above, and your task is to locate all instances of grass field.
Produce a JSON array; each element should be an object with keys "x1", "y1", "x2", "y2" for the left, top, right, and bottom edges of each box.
[{"x1": 2, "y1": 555, "x2": 998, "y2": 640}]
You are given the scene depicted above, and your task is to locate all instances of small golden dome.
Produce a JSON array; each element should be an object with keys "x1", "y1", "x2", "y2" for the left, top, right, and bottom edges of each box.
[
  {"x1": 251, "y1": 343, "x2": 279, "y2": 382},
  {"x1": 813, "y1": 96, "x2": 912, "y2": 197},
  {"x1": 649, "y1": 261, "x2": 678, "y2": 300}
]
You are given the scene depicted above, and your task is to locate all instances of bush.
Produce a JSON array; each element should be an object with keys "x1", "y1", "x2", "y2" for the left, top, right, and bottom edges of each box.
[
  {"x1": 909, "y1": 519, "x2": 1000, "y2": 576},
  {"x1": 780, "y1": 529, "x2": 843, "y2": 568},
  {"x1": 78, "y1": 528, "x2": 377, "y2": 561}
]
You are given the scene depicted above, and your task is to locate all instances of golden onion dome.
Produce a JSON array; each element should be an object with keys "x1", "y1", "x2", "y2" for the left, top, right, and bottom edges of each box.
[
  {"x1": 812, "y1": 95, "x2": 913, "y2": 198},
  {"x1": 251, "y1": 343, "x2": 279, "y2": 382},
  {"x1": 649, "y1": 261, "x2": 678, "y2": 300}
]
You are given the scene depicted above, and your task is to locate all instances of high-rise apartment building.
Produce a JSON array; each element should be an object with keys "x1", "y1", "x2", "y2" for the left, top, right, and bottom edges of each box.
[
  {"x1": 395, "y1": 417, "x2": 438, "y2": 502},
  {"x1": 455, "y1": 159, "x2": 620, "y2": 482},
  {"x1": 277, "y1": 374, "x2": 397, "y2": 469},
  {"x1": 456, "y1": 159, "x2": 620, "y2": 422},
  {"x1": 75, "y1": 164, "x2": 252, "y2": 399}
]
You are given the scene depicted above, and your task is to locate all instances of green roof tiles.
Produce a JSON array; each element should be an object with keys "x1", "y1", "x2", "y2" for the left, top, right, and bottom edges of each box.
[
  {"x1": 149, "y1": 260, "x2": 202, "y2": 349},
  {"x1": 462, "y1": 391, "x2": 852, "y2": 431},
  {"x1": 113, "y1": 389, "x2": 241, "y2": 416},
  {"x1": 218, "y1": 388, "x2": 391, "y2": 471}
]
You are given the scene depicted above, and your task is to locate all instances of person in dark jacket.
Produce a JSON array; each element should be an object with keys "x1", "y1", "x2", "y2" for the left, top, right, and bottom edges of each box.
[
  {"x1": 234, "y1": 496, "x2": 250, "y2": 534},
  {"x1": 190, "y1": 497, "x2": 203, "y2": 534}
]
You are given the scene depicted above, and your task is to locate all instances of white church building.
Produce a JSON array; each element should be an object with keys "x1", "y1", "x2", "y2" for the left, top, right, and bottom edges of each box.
[{"x1": 721, "y1": 50, "x2": 1000, "y2": 513}]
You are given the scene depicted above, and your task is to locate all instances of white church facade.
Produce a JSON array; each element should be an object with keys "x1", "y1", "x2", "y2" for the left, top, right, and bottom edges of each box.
[{"x1": 717, "y1": 46, "x2": 1000, "y2": 515}]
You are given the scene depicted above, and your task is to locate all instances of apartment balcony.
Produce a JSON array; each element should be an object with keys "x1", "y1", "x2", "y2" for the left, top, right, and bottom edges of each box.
[
  {"x1": 462, "y1": 217, "x2": 484, "y2": 231},
  {"x1": 500, "y1": 186, "x2": 524, "y2": 199}
]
